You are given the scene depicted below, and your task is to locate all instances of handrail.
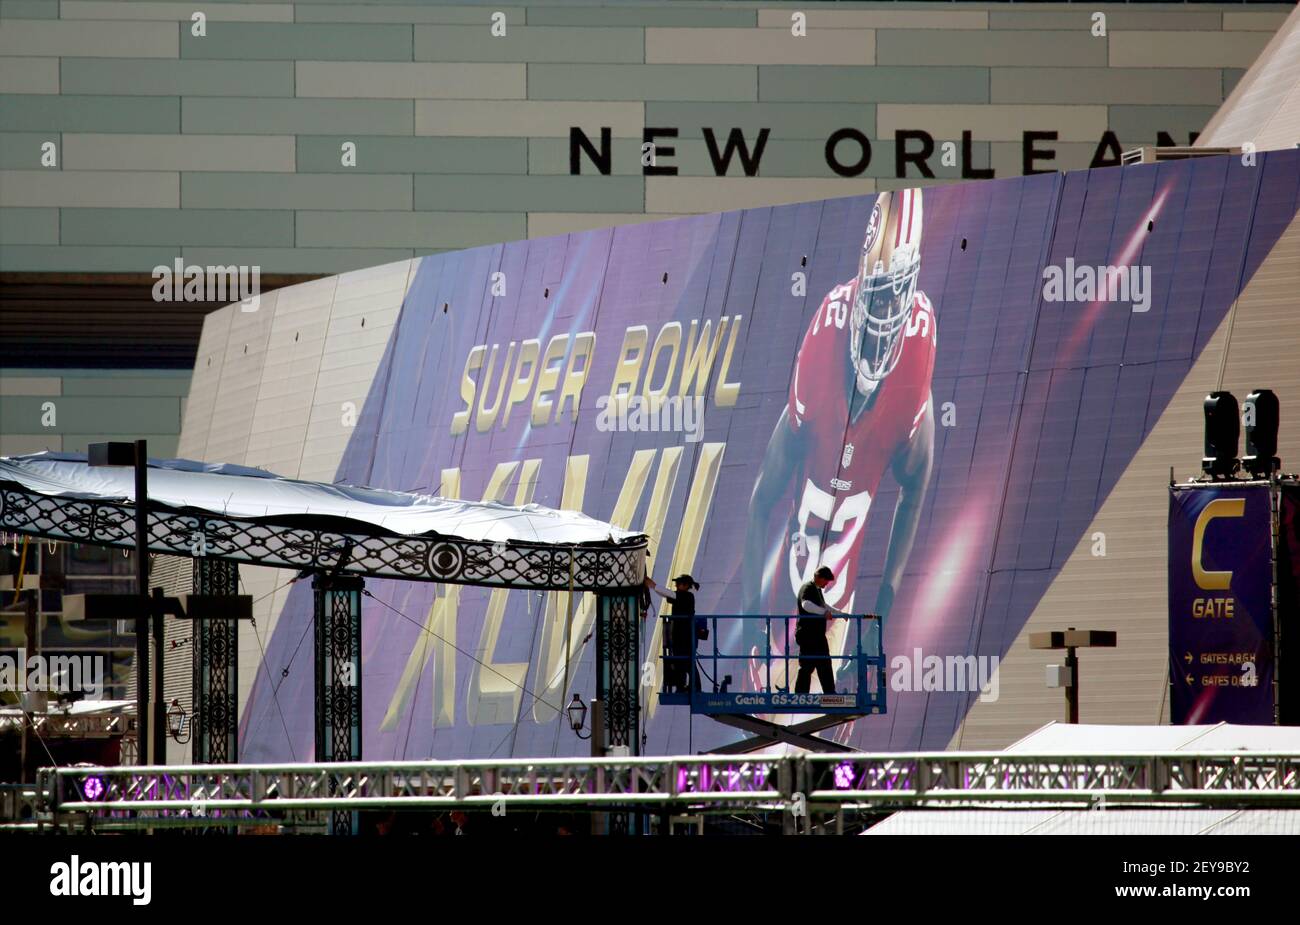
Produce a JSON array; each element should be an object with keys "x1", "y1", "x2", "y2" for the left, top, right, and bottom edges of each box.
[{"x1": 657, "y1": 613, "x2": 885, "y2": 714}]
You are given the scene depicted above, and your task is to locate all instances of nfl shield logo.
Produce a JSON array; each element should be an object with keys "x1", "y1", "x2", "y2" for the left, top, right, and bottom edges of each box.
[
  {"x1": 864, "y1": 202, "x2": 883, "y2": 253},
  {"x1": 841, "y1": 443, "x2": 854, "y2": 468}
]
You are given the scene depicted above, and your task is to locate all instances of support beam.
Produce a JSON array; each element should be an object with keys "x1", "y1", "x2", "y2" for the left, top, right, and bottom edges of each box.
[
  {"x1": 192, "y1": 557, "x2": 239, "y2": 764},
  {"x1": 595, "y1": 590, "x2": 640, "y2": 756},
  {"x1": 39, "y1": 751, "x2": 1300, "y2": 820},
  {"x1": 132, "y1": 441, "x2": 151, "y2": 766},
  {"x1": 313, "y1": 574, "x2": 363, "y2": 836},
  {"x1": 595, "y1": 589, "x2": 641, "y2": 834},
  {"x1": 708, "y1": 713, "x2": 863, "y2": 754}
]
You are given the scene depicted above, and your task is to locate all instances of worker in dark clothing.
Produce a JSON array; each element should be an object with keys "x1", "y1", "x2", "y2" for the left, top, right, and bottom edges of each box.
[
  {"x1": 795, "y1": 565, "x2": 845, "y2": 695},
  {"x1": 645, "y1": 573, "x2": 703, "y2": 693}
]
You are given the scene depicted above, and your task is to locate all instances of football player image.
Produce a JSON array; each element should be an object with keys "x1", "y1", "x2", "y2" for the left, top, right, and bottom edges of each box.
[{"x1": 741, "y1": 188, "x2": 937, "y2": 699}]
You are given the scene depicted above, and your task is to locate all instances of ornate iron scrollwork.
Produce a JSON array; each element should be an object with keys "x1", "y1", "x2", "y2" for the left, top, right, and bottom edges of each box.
[
  {"x1": 0, "y1": 485, "x2": 646, "y2": 591},
  {"x1": 193, "y1": 557, "x2": 239, "y2": 765}
]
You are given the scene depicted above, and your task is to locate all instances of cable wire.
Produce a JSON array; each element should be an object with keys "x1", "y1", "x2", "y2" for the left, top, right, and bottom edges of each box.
[
  {"x1": 362, "y1": 589, "x2": 563, "y2": 717},
  {"x1": 240, "y1": 574, "x2": 297, "y2": 760}
]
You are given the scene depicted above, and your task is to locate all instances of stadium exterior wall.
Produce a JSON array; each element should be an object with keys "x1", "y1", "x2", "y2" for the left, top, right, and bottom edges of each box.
[{"x1": 1, "y1": 1, "x2": 1293, "y2": 276}]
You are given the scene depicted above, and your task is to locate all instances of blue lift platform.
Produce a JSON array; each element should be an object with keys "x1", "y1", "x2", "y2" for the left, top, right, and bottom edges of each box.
[{"x1": 656, "y1": 614, "x2": 886, "y2": 754}]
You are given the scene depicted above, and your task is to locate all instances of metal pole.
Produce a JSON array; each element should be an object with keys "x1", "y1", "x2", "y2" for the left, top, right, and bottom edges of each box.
[
  {"x1": 590, "y1": 699, "x2": 605, "y2": 836},
  {"x1": 590, "y1": 698, "x2": 606, "y2": 759},
  {"x1": 1065, "y1": 644, "x2": 1079, "y2": 724},
  {"x1": 313, "y1": 574, "x2": 363, "y2": 835},
  {"x1": 1270, "y1": 474, "x2": 1281, "y2": 725},
  {"x1": 152, "y1": 587, "x2": 165, "y2": 764},
  {"x1": 21, "y1": 590, "x2": 38, "y2": 783},
  {"x1": 133, "y1": 440, "x2": 150, "y2": 766}
]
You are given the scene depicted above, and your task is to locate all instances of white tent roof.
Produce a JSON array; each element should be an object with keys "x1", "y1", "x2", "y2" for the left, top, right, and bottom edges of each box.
[
  {"x1": 0, "y1": 452, "x2": 644, "y2": 548},
  {"x1": 1003, "y1": 721, "x2": 1300, "y2": 753},
  {"x1": 866, "y1": 723, "x2": 1300, "y2": 836}
]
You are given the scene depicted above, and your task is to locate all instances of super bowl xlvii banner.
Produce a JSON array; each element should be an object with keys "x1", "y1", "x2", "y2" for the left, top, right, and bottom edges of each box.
[
  {"x1": 239, "y1": 151, "x2": 1300, "y2": 760},
  {"x1": 1168, "y1": 484, "x2": 1274, "y2": 725}
]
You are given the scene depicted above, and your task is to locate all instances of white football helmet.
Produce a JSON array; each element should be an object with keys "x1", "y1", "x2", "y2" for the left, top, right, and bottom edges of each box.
[{"x1": 850, "y1": 188, "x2": 923, "y2": 394}]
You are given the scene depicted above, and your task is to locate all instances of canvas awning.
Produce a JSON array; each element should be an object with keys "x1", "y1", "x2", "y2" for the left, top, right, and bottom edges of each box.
[
  {"x1": 0, "y1": 451, "x2": 644, "y2": 548},
  {"x1": 0, "y1": 452, "x2": 646, "y2": 591},
  {"x1": 864, "y1": 723, "x2": 1300, "y2": 835}
]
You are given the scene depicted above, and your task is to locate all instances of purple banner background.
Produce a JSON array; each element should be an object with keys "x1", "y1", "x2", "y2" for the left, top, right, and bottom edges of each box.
[
  {"x1": 1168, "y1": 484, "x2": 1274, "y2": 724},
  {"x1": 241, "y1": 151, "x2": 1300, "y2": 760}
]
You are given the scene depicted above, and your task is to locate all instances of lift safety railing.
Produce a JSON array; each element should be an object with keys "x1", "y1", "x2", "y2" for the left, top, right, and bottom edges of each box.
[{"x1": 657, "y1": 613, "x2": 886, "y2": 715}]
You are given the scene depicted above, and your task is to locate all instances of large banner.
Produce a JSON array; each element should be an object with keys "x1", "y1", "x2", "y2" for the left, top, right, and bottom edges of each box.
[
  {"x1": 1168, "y1": 485, "x2": 1274, "y2": 725},
  {"x1": 240, "y1": 151, "x2": 1300, "y2": 760}
]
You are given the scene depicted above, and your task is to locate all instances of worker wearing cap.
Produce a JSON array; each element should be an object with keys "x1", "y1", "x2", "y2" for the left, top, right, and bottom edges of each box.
[
  {"x1": 645, "y1": 573, "x2": 702, "y2": 693},
  {"x1": 795, "y1": 565, "x2": 846, "y2": 695}
]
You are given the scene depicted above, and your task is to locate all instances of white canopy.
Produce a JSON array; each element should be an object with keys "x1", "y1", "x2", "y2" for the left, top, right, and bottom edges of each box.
[
  {"x1": 865, "y1": 723, "x2": 1300, "y2": 835},
  {"x1": 0, "y1": 452, "x2": 644, "y2": 549},
  {"x1": 1004, "y1": 721, "x2": 1300, "y2": 753}
]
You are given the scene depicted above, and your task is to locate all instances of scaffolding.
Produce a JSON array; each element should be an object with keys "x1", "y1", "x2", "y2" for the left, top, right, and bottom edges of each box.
[{"x1": 21, "y1": 750, "x2": 1300, "y2": 833}]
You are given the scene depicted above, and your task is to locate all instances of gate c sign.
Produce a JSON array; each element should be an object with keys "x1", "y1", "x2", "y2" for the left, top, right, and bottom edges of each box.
[{"x1": 1169, "y1": 486, "x2": 1272, "y2": 724}]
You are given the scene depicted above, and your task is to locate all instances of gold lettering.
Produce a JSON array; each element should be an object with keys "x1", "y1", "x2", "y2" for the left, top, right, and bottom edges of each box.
[
  {"x1": 502, "y1": 338, "x2": 541, "y2": 429},
  {"x1": 532, "y1": 451, "x2": 658, "y2": 722},
  {"x1": 678, "y1": 318, "x2": 727, "y2": 400},
  {"x1": 531, "y1": 334, "x2": 569, "y2": 427},
  {"x1": 608, "y1": 326, "x2": 649, "y2": 403},
  {"x1": 643, "y1": 443, "x2": 726, "y2": 719},
  {"x1": 643, "y1": 322, "x2": 682, "y2": 410},
  {"x1": 557, "y1": 331, "x2": 595, "y2": 420},
  {"x1": 451, "y1": 346, "x2": 485, "y2": 436},
  {"x1": 714, "y1": 314, "x2": 743, "y2": 407},
  {"x1": 1191, "y1": 497, "x2": 1244, "y2": 590},
  {"x1": 380, "y1": 465, "x2": 514, "y2": 730},
  {"x1": 639, "y1": 447, "x2": 683, "y2": 719},
  {"x1": 467, "y1": 459, "x2": 541, "y2": 725},
  {"x1": 475, "y1": 342, "x2": 516, "y2": 433}
]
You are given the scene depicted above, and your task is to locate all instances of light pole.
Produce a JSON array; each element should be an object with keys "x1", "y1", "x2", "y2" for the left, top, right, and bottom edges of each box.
[
  {"x1": 64, "y1": 590, "x2": 253, "y2": 764},
  {"x1": 87, "y1": 441, "x2": 155, "y2": 763},
  {"x1": 1030, "y1": 627, "x2": 1117, "y2": 723}
]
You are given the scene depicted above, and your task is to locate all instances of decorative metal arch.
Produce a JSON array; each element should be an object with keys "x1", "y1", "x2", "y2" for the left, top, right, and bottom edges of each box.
[
  {"x1": 3, "y1": 475, "x2": 649, "y2": 817},
  {"x1": 0, "y1": 483, "x2": 647, "y2": 591}
]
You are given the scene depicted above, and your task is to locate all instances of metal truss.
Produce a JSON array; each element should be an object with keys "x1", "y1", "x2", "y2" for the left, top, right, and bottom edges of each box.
[
  {"x1": 0, "y1": 785, "x2": 40, "y2": 828},
  {"x1": 0, "y1": 710, "x2": 135, "y2": 738},
  {"x1": 38, "y1": 756, "x2": 789, "y2": 816},
  {"x1": 804, "y1": 752, "x2": 1300, "y2": 806},
  {"x1": 34, "y1": 751, "x2": 1300, "y2": 820},
  {"x1": 0, "y1": 485, "x2": 646, "y2": 592}
]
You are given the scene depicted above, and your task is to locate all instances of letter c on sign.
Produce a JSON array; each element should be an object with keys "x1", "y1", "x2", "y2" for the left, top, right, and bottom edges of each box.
[{"x1": 1192, "y1": 498, "x2": 1244, "y2": 590}]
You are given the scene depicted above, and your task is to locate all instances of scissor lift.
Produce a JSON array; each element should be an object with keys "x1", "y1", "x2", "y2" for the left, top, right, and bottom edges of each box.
[{"x1": 657, "y1": 614, "x2": 886, "y2": 753}]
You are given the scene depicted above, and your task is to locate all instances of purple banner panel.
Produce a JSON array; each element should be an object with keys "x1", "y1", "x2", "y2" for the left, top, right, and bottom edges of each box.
[
  {"x1": 1168, "y1": 484, "x2": 1274, "y2": 725},
  {"x1": 239, "y1": 150, "x2": 1300, "y2": 761}
]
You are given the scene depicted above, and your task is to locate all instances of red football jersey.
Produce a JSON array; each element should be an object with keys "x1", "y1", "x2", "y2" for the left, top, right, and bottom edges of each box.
[{"x1": 773, "y1": 278, "x2": 937, "y2": 612}]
